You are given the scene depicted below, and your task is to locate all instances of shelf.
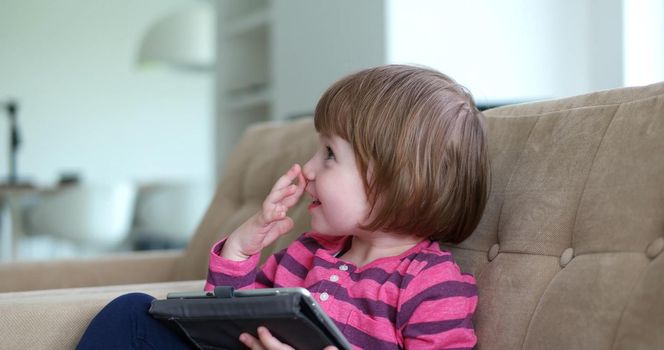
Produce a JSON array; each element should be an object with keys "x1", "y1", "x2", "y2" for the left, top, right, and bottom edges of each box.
[
  {"x1": 224, "y1": 8, "x2": 271, "y2": 38},
  {"x1": 225, "y1": 86, "x2": 272, "y2": 111}
]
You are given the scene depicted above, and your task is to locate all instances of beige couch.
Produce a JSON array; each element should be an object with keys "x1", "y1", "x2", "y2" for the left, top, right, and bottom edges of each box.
[{"x1": 1, "y1": 82, "x2": 663, "y2": 349}]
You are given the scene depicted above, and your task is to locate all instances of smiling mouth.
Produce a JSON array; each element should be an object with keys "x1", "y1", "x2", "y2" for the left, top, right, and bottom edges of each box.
[{"x1": 308, "y1": 198, "x2": 321, "y2": 210}]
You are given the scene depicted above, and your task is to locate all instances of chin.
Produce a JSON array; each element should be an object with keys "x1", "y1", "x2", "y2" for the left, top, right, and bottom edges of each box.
[{"x1": 310, "y1": 216, "x2": 361, "y2": 236}]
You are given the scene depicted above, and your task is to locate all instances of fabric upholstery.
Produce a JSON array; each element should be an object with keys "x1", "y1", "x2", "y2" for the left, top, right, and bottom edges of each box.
[
  {"x1": 441, "y1": 82, "x2": 664, "y2": 349},
  {"x1": 0, "y1": 82, "x2": 662, "y2": 349},
  {"x1": 0, "y1": 280, "x2": 202, "y2": 349},
  {"x1": 0, "y1": 250, "x2": 181, "y2": 292}
]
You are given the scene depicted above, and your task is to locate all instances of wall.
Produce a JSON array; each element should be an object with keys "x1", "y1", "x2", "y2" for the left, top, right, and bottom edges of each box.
[
  {"x1": 272, "y1": 0, "x2": 386, "y2": 120},
  {"x1": 386, "y1": 0, "x2": 624, "y2": 105},
  {"x1": 0, "y1": 0, "x2": 214, "y2": 186},
  {"x1": 623, "y1": 0, "x2": 664, "y2": 85}
]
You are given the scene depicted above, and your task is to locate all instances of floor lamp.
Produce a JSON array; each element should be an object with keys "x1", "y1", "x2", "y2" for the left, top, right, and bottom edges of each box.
[{"x1": 3, "y1": 100, "x2": 22, "y2": 186}]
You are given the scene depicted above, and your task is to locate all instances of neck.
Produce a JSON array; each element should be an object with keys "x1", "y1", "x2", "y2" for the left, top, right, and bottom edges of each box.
[{"x1": 338, "y1": 231, "x2": 423, "y2": 267}]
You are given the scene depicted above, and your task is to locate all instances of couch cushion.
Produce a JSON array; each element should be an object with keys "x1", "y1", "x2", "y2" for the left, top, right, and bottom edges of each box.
[{"x1": 0, "y1": 280, "x2": 204, "y2": 350}]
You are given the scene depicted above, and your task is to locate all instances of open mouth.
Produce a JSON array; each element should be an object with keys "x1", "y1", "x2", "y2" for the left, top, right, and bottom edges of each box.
[{"x1": 308, "y1": 198, "x2": 322, "y2": 210}]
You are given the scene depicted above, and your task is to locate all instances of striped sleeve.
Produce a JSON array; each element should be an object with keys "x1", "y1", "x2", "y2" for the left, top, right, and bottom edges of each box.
[
  {"x1": 397, "y1": 256, "x2": 478, "y2": 349},
  {"x1": 204, "y1": 238, "x2": 286, "y2": 291},
  {"x1": 258, "y1": 234, "x2": 328, "y2": 289}
]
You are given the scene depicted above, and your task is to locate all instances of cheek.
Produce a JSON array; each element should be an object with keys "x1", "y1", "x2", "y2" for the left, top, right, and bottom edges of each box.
[{"x1": 322, "y1": 176, "x2": 369, "y2": 219}]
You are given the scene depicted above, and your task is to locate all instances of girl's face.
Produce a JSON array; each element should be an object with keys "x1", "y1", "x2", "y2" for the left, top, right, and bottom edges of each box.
[{"x1": 302, "y1": 135, "x2": 370, "y2": 236}]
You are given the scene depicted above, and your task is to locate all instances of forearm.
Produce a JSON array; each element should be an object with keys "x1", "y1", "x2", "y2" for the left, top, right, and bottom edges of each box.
[
  {"x1": 219, "y1": 212, "x2": 262, "y2": 261},
  {"x1": 207, "y1": 164, "x2": 304, "y2": 291},
  {"x1": 205, "y1": 239, "x2": 261, "y2": 291}
]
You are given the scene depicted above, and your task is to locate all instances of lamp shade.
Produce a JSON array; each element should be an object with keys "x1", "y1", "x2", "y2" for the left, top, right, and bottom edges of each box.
[{"x1": 137, "y1": 3, "x2": 215, "y2": 70}]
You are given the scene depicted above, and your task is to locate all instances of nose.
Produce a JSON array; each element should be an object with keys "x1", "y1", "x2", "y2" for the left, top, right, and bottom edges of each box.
[{"x1": 302, "y1": 156, "x2": 315, "y2": 182}]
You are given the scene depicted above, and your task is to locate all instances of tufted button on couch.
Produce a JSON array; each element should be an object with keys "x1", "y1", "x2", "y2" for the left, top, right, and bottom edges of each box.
[{"x1": 1, "y1": 82, "x2": 663, "y2": 349}]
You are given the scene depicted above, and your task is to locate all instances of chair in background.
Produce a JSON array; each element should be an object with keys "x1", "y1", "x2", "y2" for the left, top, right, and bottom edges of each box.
[
  {"x1": 19, "y1": 183, "x2": 137, "y2": 260},
  {"x1": 130, "y1": 182, "x2": 212, "y2": 251}
]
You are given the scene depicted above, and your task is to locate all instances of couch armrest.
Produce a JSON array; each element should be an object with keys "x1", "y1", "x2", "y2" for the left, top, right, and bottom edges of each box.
[
  {"x1": 0, "y1": 250, "x2": 184, "y2": 293},
  {"x1": 0, "y1": 279, "x2": 205, "y2": 349}
]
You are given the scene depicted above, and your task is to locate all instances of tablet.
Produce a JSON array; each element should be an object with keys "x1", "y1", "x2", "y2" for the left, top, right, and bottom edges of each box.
[{"x1": 149, "y1": 286, "x2": 353, "y2": 350}]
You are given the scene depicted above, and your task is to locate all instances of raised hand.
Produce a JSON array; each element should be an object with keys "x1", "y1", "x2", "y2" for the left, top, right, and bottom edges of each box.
[{"x1": 221, "y1": 164, "x2": 306, "y2": 261}]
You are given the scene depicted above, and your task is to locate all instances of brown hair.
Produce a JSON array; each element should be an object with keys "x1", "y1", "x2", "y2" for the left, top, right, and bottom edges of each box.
[{"x1": 314, "y1": 65, "x2": 489, "y2": 243}]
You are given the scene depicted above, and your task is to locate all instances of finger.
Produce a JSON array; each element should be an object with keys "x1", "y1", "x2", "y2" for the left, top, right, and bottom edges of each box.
[
  {"x1": 282, "y1": 171, "x2": 306, "y2": 207},
  {"x1": 266, "y1": 183, "x2": 298, "y2": 206},
  {"x1": 239, "y1": 332, "x2": 265, "y2": 350},
  {"x1": 323, "y1": 347, "x2": 339, "y2": 350},
  {"x1": 271, "y1": 164, "x2": 301, "y2": 192},
  {"x1": 257, "y1": 327, "x2": 294, "y2": 350},
  {"x1": 259, "y1": 203, "x2": 287, "y2": 226},
  {"x1": 297, "y1": 170, "x2": 306, "y2": 193}
]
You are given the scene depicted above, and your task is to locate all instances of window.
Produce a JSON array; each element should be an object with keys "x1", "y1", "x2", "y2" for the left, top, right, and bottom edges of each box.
[{"x1": 623, "y1": 0, "x2": 664, "y2": 86}]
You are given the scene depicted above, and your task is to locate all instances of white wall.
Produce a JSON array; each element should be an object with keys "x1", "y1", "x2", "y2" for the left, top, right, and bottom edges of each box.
[
  {"x1": 0, "y1": 0, "x2": 214, "y2": 185},
  {"x1": 623, "y1": 0, "x2": 664, "y2": 86},
  {"x1": 272, "y1": 0, "x2": 386, "y2": 120},
  {"x1": 386, "y1": 0, "x2": 624, "y2": 105}
]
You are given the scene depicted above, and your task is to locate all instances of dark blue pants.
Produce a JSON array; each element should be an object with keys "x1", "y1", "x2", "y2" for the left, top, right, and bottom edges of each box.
[{"x1": 77, "y1": 293, "x2": 193, "y2": 350}]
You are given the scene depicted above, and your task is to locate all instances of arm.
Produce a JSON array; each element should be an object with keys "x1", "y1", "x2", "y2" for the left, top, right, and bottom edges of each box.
[
  {"x1": 205, "y1": 240, "x2": 289, "y2": 290},
  {"x1": 205, "y1": 164, "x2": 306, "y2": 291},
  {"x1": 398, "y1": 260, "x2": 478, "y2": 349}
]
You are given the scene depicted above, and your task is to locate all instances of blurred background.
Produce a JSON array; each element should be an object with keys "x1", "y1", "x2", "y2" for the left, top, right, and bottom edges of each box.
[{"x1": 0, "y1": 0, "x2": 662, "y2": 262}]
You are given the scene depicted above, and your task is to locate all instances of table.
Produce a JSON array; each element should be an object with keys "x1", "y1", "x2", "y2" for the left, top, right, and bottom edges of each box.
[{"x1": 0, "y1": 184, "x2": 45, "y2": 262}]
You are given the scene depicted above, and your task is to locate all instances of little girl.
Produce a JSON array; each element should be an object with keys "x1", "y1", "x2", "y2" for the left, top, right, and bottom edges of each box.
[{"x1": 78, "y1": 65, "x2": 489, "y2": 350}]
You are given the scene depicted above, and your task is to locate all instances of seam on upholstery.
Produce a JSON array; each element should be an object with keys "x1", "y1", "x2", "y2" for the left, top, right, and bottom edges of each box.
[
  {"x1": 609, "y1": 256, "x2": 652, "y2": 350},
  {"x1": 574, "y1": 250, "x2": 646, "y2": 257},
  {"x1": 518, "y1": 263, "x2": 561, "y2": 349},
  {"x1": 488, "y1": 103, "x2": 616, "y2": 119},
  {"x1": 498, "y1": 249, "x2": 559, "y2": 258},
  {"x1": 489, "y1": 114, "x2": 539, "y2": 350},
  {"x1": 474, "y1": 262, "x2": 490, "y2": 290},
  {"x1": 487, "y1": 89, "x2": 664, "y2": 118},
  {"x1": 477, "y1": 250, "x2": 645, "y2": 258},
  {"x1": 495, "y1": 114, "x2": 540, "y2": 248},
  {"x1": 484, "y1": 249, "x2": 648, "y2": 350},
  {"x1": 517, "y1": 105, "x2": 619, "y2": 350},
  {"x1": 568, "y1": 104, "x2": 620, "y2": 255},
  {"x1": 490, "y1": 113, "x2": 540, "y2": 297}
]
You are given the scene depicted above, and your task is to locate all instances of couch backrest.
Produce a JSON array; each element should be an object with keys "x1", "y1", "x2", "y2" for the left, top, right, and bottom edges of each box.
[
  {"x1": 178, "y1": 82, "x2": 664, "y2": 349},
  {"x1": 443, "y1": 82, "x2": 664, "y2": 349}
]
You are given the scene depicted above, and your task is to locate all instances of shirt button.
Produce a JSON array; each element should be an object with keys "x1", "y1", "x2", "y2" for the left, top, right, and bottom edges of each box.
[
  {"x1": 330, "y1": 275, "x2": 339, "y2": 282},
  {"x1": 320, "y1": 292, "x2": 329, "y2": 301},
  {"x1": 339, "y1": 264, "x2": 349, "y2": 271}
]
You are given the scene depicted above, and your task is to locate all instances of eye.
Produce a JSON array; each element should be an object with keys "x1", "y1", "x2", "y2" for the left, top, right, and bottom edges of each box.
[{"x1": 325, "y1": 146, "x2": 336, "y2": 160}]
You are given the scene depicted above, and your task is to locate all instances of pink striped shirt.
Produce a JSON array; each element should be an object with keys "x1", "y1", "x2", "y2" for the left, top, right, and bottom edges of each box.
[{"x1": 206, "y1": 233, "x2": 477, "y2": 349}]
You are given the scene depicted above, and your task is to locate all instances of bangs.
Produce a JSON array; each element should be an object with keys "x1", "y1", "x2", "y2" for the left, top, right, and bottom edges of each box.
[{"x1": 313, "y1": 75, "x2": 357, "y2": 142}]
